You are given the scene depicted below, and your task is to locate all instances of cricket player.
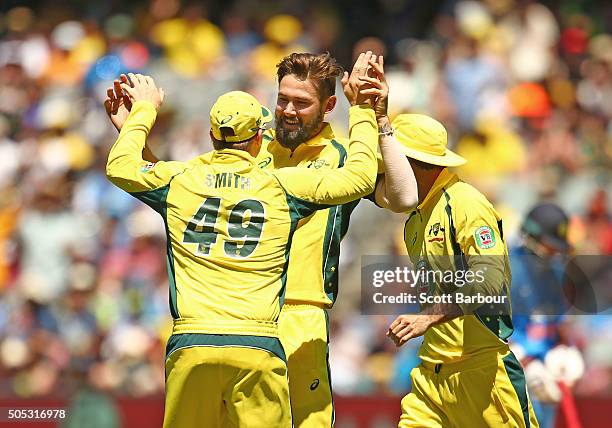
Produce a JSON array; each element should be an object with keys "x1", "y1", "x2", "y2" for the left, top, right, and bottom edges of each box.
[
  {"x1": 262, "y1": 52, "x2": 368, "y2": 427},
  {"x1": 361, "y1": 56, "x2": 539, "y2": 427},
  {"x1": 510, "y1": 203, "x2": 576, "y2": 428},
  {"x1": 105, "y1": 51, "x2": 381, "y2": 427},
  {"x1": 105, "y1": 55, "x2": 378, "y2": 427}
]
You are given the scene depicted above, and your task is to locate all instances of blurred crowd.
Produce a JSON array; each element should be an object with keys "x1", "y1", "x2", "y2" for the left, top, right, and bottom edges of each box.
[{"x1": 0, "y1": 0, "x2": 610, "y2": 403}]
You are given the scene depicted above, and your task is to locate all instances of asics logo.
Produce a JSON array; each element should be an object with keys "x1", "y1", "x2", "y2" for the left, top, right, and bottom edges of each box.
[
  {"x1": 310, "y1": 379, "x2": 320, "y2": 390},
  {"x1": 258, "y1": 157, "x2": 272, "y2": 168}
]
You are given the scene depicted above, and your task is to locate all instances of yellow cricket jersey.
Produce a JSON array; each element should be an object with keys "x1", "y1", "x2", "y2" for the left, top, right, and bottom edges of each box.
[
  {"x1": 255, "y1": 124, "x2": 357, "y2": 306},
  {"x1": 403, "y1": 168, "x2": 513, "y2": 364},
  {"x1": 106, "y1": 101, "x2": 377, "y2": 341}
]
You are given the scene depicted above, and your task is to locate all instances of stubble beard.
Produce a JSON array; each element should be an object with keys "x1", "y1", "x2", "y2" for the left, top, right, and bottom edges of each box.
[{"x1": 275, "y1": 111, "x2": 324, "y2": 151}]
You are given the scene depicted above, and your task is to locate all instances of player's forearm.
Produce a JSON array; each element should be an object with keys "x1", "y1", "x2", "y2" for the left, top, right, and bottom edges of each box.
[
  {"x1": 108, "y1": 114, "x2": 159, "y2": 162},
  {"x1": 276, "y1": 106, "x2": 378, "y2": 206},
  {"x1": 106, "y1": 101, "x2": 157, "y2": 188},
  {"x1": 454, "y1": 258, "x2": 507, "y2": 315},
  {"x1": 377, "y1": 116, "x2": 418, "y2": 212},
  {"x1": 421, "y1": 301, "x2": 463, "y2": 324},
  {"x1": 313, "y1": 105, "x2": 378, "y2": 203}
]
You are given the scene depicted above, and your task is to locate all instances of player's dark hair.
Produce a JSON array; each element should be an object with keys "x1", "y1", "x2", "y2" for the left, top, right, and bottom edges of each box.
[
  {"x1": 211, "y1": 128, "x2": 257, "y2": 151},
  {"x1": 276, "y1": 52, "x2": 343, "y2": 100}
]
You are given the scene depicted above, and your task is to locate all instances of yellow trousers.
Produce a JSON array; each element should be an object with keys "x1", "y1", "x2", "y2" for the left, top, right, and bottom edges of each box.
[
  {"x1": 163, "y1": 334, "x2": 291, "y2": 428},
  {"x1": 399, "y1": 350, "x2": 539, "y2": 428},
  {"x1": 279, "y1": 304, "x2": 334, "y2": 427}
]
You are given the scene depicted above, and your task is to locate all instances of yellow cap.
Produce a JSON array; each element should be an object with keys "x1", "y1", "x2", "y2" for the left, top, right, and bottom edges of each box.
[
  {"x1": 210, "y1": 91, "x2": 272, "y2": 143},
  {"x1": 391, "y1": 114, "x2": 467, "y2": 167}
]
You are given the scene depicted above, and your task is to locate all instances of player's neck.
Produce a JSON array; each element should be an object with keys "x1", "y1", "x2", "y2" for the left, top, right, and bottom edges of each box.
[
  {"x1": 416, "y1": 168, "x2": 443, "y2": 204},
  {"x1": 298, "y1": 122, "x2": 326, "y2": 149},
  {"x1": 312, "y1": 121, "x2": 326, "y2": 138}
]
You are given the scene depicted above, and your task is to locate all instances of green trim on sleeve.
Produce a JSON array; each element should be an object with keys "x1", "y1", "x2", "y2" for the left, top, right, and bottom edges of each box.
[
  {"x1": 165, "y1": 333, "x2": 286, "y2": 362},
  {"x1": 331, "y1": 139, "x2": 347, "y2": 168},
  {"x1": 130, "y1": 185, "x2": 169, "y2": 214},
  {"x1": 165, "y1": 238, "x2": 180, "y2": 319},
  {"x1": 130, "y1": 185, "x2": 180, "y2": 319},
  {"x1": 285, "y1": 192, "x2": 329, "y2": 219}
]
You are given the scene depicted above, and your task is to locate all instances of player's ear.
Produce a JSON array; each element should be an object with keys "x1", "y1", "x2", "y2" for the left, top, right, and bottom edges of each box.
[
  {"x1": 210, "y1": 130, "x2": 223, "y2": 150},
  {"x1": 249, "y1": 129, "x2": 263, "y2": 157},
  {"x1": 324, "y1": 95, "x2": 337, "y2": 114}
]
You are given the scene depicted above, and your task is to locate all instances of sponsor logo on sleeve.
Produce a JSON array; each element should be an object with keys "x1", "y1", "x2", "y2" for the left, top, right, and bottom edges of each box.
[{"x1": 475, "y1": 225, "x2": 495, "y2": 249}]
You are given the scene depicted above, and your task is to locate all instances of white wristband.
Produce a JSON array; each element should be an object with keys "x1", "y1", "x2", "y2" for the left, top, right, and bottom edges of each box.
[{"x1": 378, "y1": 128, "x2": 394, "y2": 137}]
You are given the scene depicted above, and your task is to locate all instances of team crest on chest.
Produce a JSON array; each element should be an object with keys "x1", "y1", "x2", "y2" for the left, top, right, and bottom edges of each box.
[
  {"x1": 427, "y1": 222, "x2": 445, "y2": 243},
  {"x1": 475, "y1": 225, "x2": 496, "y2": 249},
  {"x1": 306, "y1": 159, "x2": 331, "y2": 169}
]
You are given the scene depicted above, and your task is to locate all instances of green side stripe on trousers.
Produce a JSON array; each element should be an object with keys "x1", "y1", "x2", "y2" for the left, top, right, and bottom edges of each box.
[{"x1": 502, "y1": 352, "x2": 531, "y2": 428}]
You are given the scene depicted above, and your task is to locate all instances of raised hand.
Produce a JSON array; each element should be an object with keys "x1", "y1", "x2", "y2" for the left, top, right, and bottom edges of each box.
[
  {"x1": 340, "y1": 51, "x2": 375, "y2": 107},
  {"x1": 358, "y1": 55, "x2": 388, "y2": 120},
  {"x1": 120, "y1": 73, "x2": 165, "y2": 112},
  {"x1": 104, "y1": 74, "x2": 132, "y2": 132}
]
